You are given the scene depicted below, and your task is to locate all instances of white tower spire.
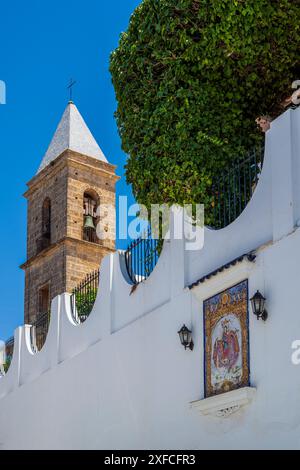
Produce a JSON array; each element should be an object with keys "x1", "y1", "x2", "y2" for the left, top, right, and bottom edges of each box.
[{"x1": 37, "y1": 102, "x2": 108, "y2": 173}]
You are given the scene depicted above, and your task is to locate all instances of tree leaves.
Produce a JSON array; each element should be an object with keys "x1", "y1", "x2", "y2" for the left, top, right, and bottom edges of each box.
[{"x1": 110, "y1": 0, "x2": 300, "y2": 221}]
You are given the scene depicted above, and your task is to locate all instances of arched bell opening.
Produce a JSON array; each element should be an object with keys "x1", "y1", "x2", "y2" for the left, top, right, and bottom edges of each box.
[
  {"x1": 83, "y1": 190, "x2": 100, "y2": 244},
  {"x1": 36, "y1": 197, "x2": 51, "y2": 253}
]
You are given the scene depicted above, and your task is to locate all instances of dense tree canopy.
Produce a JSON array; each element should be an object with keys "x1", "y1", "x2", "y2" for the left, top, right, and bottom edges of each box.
[{"x1": 110, "y1": 0, "x2": 300, "y2": 218}]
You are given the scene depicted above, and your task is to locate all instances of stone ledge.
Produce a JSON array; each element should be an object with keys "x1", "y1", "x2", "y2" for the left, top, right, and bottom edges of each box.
[
  {"x1": 20, "y1": 236, "x2": 114, "y2": 269},
  {"x1": 190, "y1": 386, "x2": 256, "y2": 418}
]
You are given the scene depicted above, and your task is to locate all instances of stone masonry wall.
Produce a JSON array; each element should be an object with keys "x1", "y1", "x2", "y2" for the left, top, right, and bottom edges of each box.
[
  {"x1": 23, "y1": 150, "x2": 118, "y2": 324},
  {"x1": 24, "y1": 244, "x2": 65, "y2": 324},
  {"x1": 65, "y1": 239, "x2": 112, "y2": 293},
  {"x1": 25, "y1": 160, "x2": 68, "y2": 260},
  {"x1": 66, "y1": 155, "x2": 117, "y2": 253}
]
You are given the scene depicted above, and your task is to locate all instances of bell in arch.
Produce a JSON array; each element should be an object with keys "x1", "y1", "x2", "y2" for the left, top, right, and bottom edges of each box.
[{"x1": 84, "y1": 215, "x2": 96, "y2": 230}]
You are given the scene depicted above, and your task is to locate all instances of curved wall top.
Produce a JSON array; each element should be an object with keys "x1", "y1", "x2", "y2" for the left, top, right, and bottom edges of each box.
[
  {"x1": 0, "y1": 107, "x2": 299, "y2": 400},
  {"x1": 186, "y1": 108, "x2": 300, "y2": 286}
]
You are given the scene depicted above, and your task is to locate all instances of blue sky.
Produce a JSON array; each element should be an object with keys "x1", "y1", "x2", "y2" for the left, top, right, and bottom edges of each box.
[{"x1": 0, "y1": 0, "x2": 141, "y2": 339}]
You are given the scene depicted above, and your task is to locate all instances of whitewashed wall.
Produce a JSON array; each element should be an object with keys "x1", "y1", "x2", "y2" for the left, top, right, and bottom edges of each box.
[{"x1": 0, "y1": 108, "x2": 300, "y2": 450}]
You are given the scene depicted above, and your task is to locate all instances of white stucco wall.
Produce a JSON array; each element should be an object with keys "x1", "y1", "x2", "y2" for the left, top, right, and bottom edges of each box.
[{"x1": 1, "y1": 108, "x2": 300, "y2": 450}]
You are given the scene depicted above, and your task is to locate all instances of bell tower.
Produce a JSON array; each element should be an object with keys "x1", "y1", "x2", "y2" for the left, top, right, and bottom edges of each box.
[{"x1": 21, "y1": 101, "x2": 119, "y2": 324}]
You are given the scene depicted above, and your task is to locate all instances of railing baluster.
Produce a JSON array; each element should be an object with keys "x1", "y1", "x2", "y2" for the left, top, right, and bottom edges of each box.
[
  {"x1": 124, "y1": 145, "x2": 263, "y2": 286},
  {"x1": 70, "y1": 269, "x2": 100, "y2": 324},
  {"x1": 249, "y1": 154, "x2": 252, "y2": 197},
  {"x1": 233, "y1": 167, "x2": 237, "y2": 221},
  {"x1": 238, "y1": 161, "x2": 241, "y2": 215},
  {"x1": 222, "y1": 176, "x2": 226, "y2": 228},
  {"x1": 218, "y1": 180, "x2": 221, "y2": 229},
  {"x1": 228, "y1": 169, "x2": 231, "y2": 225},
  {"x1": 243, "y1": 160, "x2": 247, "y2": 212},
  {"x1": 2, "y1": 337, "x2": 14, "y2": 374},
  {"x1": 139, "y1": 234, "x2": 142, "y2": 279},
  {"x1": 124, "y1": 227, "x2": 162, "y2": 286},
  {"x1": 210, "y1": 144, "x2": 263, "y2": 229},
  {"x1": 254, "y1": 147, "x2": 257, "y2": 187}
]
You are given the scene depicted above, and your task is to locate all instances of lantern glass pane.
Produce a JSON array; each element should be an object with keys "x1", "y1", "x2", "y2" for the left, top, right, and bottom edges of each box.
[
  {"x1": 255, "y1": 297, "x2": 261, "y2": 312},
  {"x1": 179, "y1": 331, "x2": 184, "y2": 345},
  {"x1": 183, "y1": 331, "x2": 189, "y2": 344},
  {"x1": 251, "y1": 292, "x2": 265, "y2": 316},
  {"x1": 256, "y1": 294, "x2": 265, "y2": 312},
  {"x1": 251, "y1": 299, "x2": 257, "y2": 315}
]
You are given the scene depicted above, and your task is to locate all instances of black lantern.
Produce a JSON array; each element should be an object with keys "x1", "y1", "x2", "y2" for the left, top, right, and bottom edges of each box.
[
  {"x1": 250, "y1": 290, "x2": 268, "y2": 321},
  {"x1": 178, "y1": 324, "x2": 194, "y2": 351}
]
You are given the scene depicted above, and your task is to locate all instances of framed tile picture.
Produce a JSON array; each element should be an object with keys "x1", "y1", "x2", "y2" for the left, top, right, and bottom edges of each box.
[{"x1": 203, "y1": 280, "x2": 250, "y2": 398}]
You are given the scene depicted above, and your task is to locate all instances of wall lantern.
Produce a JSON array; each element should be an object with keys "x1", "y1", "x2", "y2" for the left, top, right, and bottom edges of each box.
[
  {"x1": 250, "y1": 291, "x2": 268, "y2": 321},
  {"x1": 178, "y1": 324, "x2": 194, "y2": 351}
]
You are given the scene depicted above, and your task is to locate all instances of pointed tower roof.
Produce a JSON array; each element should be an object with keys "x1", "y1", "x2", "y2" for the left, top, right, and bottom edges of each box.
[{"x1": 37, "y1": 102, "x2": 108, "y2": 173}]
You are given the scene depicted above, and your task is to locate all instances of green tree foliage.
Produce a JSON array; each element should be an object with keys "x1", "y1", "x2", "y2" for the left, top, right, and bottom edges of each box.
[
  {"x1": 110, "y1": 0, "x2": 300, "y2": 220},
  {"x1": 75, "y1": 288, "x2": 97, "y2": 321},
  {"x1": 4, "y1": 357, "x2": 11, "y2": 374}
]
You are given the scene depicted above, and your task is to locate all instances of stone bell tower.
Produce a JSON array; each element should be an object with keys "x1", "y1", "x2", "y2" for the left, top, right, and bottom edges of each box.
[{"x1": 21, "y1": 101, "x2": 119, "y2": 324}]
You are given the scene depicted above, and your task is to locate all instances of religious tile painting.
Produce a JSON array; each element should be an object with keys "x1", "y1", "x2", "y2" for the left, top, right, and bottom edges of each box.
[{"x1": 203, "y1": 280, "x2": 250, "y2": 398}]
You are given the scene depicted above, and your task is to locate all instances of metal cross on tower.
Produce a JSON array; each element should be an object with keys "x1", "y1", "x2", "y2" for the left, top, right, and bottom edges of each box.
[{"x1": 67, "y1": 78, "x2": 76, "y2": 102}]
